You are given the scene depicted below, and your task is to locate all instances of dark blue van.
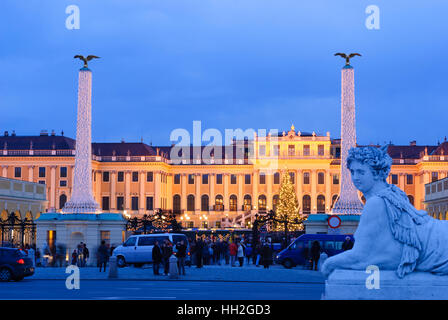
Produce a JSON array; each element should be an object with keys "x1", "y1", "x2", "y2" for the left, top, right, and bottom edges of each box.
[{"x1": 275, "y1": 234, "x2": 354, "y2": 269}]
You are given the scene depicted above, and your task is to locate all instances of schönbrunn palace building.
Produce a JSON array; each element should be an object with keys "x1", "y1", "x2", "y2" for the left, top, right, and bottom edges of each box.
[{"x1": 1, "y1": 127, "x2": 447, "y2": 229}]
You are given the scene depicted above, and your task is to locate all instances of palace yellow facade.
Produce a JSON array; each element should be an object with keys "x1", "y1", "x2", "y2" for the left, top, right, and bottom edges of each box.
[{"x1": 1, "y1": 127, "x2": 447, "y2": 228}]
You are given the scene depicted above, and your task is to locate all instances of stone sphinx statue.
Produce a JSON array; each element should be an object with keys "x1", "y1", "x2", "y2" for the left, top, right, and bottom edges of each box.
[{"x1": 322, "y1": 145, "x2": 448, "y2": 279}]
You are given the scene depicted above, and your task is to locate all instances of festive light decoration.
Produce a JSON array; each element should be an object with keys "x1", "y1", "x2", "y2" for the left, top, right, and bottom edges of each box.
[
  {"x1": 332, "y1": 64, "x2": 363, "y2": 214},
  {"x1": 273, "y1": 170, "x2": 304, "y2": 232}
]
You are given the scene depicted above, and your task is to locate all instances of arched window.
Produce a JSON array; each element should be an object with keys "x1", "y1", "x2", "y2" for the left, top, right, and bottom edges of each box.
[
  {"x1": 331, "y1": 194, "x2": 338, "y2": 209},
  {"x1": 274, "y1": 172, "x2": 280, "y2": 184},
  {"x1": 59, "y1": 194, "x2": 67, "y2": 209},
  {"x1": 407, "y1": 195, "x2": 414, "y2": 206},
  {"x1": 215, "y1": 195, "x2": 224, "y2": 211},
  {"x1": 173, "y1": 195, "x2": 181, "y2": 214},
  {"x1": 258, "y1": 195, "x2": 267, "y2": 211},
  {"x1": 318, "y1": 172, "x2": 325, "y2": 184},
  {"x1": 187, "y1": 195, "x2": 195, "y2": 211},
  {"x1": 317, "y1": 195, "x2": 325, "y2": 213},
  {"x1": 243, "y1": 195, "x2": 252, "y2": 211},
  {"x1": 201, "y1": 195, "x2": 209, "y2": 211},
  {"x1": 273, "y1": 195, "x2": 279, "y2": 212},
  {"x1": 229, "y1": 195, "x2": 237, "y2": 211},
  {"x1": 361, "y1": 195, "x2": 366, "y2": 205},
  {"x1": 303, "y1": 195, "x2": 311, "y2": 214}
]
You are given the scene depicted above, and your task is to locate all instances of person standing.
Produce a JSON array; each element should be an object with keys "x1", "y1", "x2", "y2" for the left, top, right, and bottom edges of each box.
[
  {"x1": 310, "y1": 240, "x2": 321, "y2": 271},
  {"x1": 223, "y1": 240, "x2": 230, "y2": 265},
  {"x1": 196, "y1": 238, "x2": 204, "y2": 268},
  {"x1": 229, "y1": 240, "x2": 238, "y2": 267},
  {"x1": 83, "y1": 243, "x2": 89, "y2": 267},
  {"x1": 342, "y1": 237, "x2": 354, "y2": 251},
  {"x1": 27, "y1": 245, "x2": 35, "y2": 268},
  {"x1": 98, "y1": 240, "x2": 109, "y2": 272},
  {"x1": 162, "y1": 240, "x2": 173, "y2": 275},
  {"x1": 71, "y1": 250, "x2": 78, "y2": 266},
  {"x1": 176, "y1": 240, "x2": 187, "y2": 275},
  {"x1": 261, "y1": 242, "x2": 273, "y2": 269},
  {"x1": 237, "y1": 241, "x2": 245, "y2": 267},
  {"x1": 152, "y1": 241, "x2": 162, "y2": 275}
]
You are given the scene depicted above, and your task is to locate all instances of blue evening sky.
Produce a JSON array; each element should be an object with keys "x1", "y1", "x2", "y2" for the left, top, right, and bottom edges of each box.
[{"x1": 0, "y1": 0, "x2": 447, "y2": 146}]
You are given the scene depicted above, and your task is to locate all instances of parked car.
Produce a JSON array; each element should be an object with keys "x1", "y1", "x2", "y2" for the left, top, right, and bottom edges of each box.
[
  {"x1": 112, "y1": 233, "x2": 190, "y2": 268},
  {"x1": 275, "y1": 234, "x2": 354, "y2": 269},
  {"x1": 0, "y1": 247, "x2": 35, "y2": 281}
]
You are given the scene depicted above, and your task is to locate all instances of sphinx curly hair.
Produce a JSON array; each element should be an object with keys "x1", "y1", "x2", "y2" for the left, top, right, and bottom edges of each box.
[{"x1": 346, "y1": 146, "x2": 392, "y2": 181}]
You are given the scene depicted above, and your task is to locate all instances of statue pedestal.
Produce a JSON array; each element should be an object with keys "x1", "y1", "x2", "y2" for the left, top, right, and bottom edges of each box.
[{"x1": 324, "y1": 269, "x2": 448, "y2": 300}]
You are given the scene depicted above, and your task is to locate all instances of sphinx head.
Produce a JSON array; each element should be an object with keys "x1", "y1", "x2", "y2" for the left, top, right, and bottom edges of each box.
[{"x1": 346, "y1": 146, "x2": 392, "y2": 193}]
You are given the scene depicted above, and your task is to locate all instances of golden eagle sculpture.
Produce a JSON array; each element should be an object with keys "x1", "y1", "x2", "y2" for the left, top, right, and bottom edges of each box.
[
  {"x1": 334, "y1": 53, "x2": 361, "y2": 65},
  {"x1": 74, "y1": 55, "x2": 100, "y2": 68}
]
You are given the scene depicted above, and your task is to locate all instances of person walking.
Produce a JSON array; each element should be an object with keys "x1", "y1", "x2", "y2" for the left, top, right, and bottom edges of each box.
[
  {"x1": 255, "y1": 243, "x2": 262, "y2": 267},
  {"x1": 98, "y1": 240, "x2": 109, "y2": 272},
  {"x1": 152, "y1": 241, "x2": 162, "y2": 275},
  {"x1": 245, "y1": 243, "x2": 252, "y2": 265},
  {"x1": 237, "y1": 241, "x2": 245, "y2": 267},
  {"x1": 310, "y1": 240, "x2": 321, "y2": 271},
  {"x1": 229, "y1": 240, "x2": 237, "y2": 267},
  {"x1": 176, "y1": 240, "x2": 187, "y2": 275},
  {"x1": 27, "y1": 245, "x2": 35, "y2": 268},
  {"x1": 223, "y1": 240, "x2": 230, "y2": 265}
]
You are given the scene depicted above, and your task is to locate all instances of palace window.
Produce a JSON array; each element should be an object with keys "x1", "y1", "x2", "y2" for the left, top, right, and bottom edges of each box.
[
  {"x1": 333, "y1": 174, "x2": 339, "y2": 185},
  {"x1": 215, "y1": 195, "x2": 224, "y2": 211},
  {"x1": 117, "y1": 197, "x2": 124, "y2": 210},
  {"x1": 408, "y1": 195, "x2": 414, "y2": 206},
  {"x1": 201, "y1": 221, "x2": 209, "y2": 229},
  {"x1": 406, "y1": 174, "x2": 413, "y2": 185},
  {"x1": 202, "y1": 174, "x2": 209, "y2": 184},
  {"x1": 188, "y1": 174, "x2": 195, "y2": 184},
  {"x1": 187, "y1": 195, "x2": 195, "y2": 211},
  {"x1": 272, "y1": 145, "x2": 279, "y2": 156},
  {"x1": 60, "y1": 167, "x2": 67, "y2": 178},
  {"x1": 131, "y1": 197, "x2": 139, "y2": 210},
  {"x1": 245, "y1": 174, "x2": 251, "y2": 184},
  {"x1": 146, "y1": 172, "x2": 153, "y2": 182},
  {"x1": 102, "y1": 171, "x2": 110, "y2": 182},
  {"x1": 14, "y1": 167, "x2": 21, "y2": 178},
  {"x1": 59, "y1": 194, "x2": 67, "y2": 209},
  {"x1": 216, "y1": 174, "x2": 223, "y2": 184},
  {"x1": 317, "y1": 195, "x2": 325, "y2": 213},
  {"x1": 146, "y1": 197, "x2": 154, "y2": 210},
  {"x1": 243, "y1": 195, "x2": 252, "y2": 211},
  {"x1": 231, "y1": 174, "x2": 237, "y2": 184},
  {"x1": 173, "y1": 195, "x2": 181, "y2": 213},
  {"x1": 318, "y1": 145, "x2": 324, "y2": 156},
  {"x1": 391, "y1": 174, "x2": 398, "y2": 185},
  {"x1": 102, "y1": 197, "x2": 110, "y2": 211},
  {"x1": 215, "y1": 221, "x2": 221, "y2": 228},
  {"x1": 318, "y1": 172, "x2": 324, "y2": 185},
  {"x1": 331, "y1": 195, "x2": 338, "y2": 209},
  {"x1": 117, "y1": 171, "x2": 124, "y2": 182},
  {"x1": 302, "y1": 195, "x2": 311, "y2": 214},
  {"x1": 432, "y1": 172, "x2": 439, "y2": 182},
  {"x1": 201, "y1": 195, "x2": 209, "y2": 211},
  {"x1": 259, "y1": 173, "x2": 266, "y2": 184},
  {"x1": 258, "y1": 195, "x2": 267, "y2": 211},
  {"x1": 274, "y1": 172, "x2": 280, "y2": 184},
  {"x1": 39, "y1": 167, "x2": 46, "y2": 178},
  {"x1": 229, "y1": 195, "x2": 237, "y2": 211},
  {"x1": 273, "y1": 195, "x2": 279, "y2": 212},
  {"x1": 288, "y1": 145, "x2": 295, "y2": 156},
  {"x1": 174, "y1": 174, "x2": 180, "y2": 184},
  {"x1": 289, "y1": 172, "x2": 295, "y2": 184},
  {"x1": 59, "y1": 180, "x2": 67, "y2": 187},
  {"x1": 303, "y1": 172, "x2": 310, "y2": 184},
  {"x1": 132, "y1": 172, "x2": 139, "y2": 182},
  {"x1": 303, "y1": 145, "x2": 310, "y2": 156}
]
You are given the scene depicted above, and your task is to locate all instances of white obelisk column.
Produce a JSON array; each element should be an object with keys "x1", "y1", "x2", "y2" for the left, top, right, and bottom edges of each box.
[
  {"x1": 62, "y1": 67, "x2": 100, "y2": 213},
  {"x1": 332, "y1": 64, "x2": 363, "y2": 215}
]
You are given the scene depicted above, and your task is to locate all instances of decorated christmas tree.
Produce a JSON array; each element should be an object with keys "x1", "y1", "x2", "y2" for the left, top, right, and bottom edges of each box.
[{"x1": 274, "y1": 169, "x2": 304, "y2": 232}]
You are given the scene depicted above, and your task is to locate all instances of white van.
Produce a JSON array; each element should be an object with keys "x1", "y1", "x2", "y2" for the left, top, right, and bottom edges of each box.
[{"x1": 112, "y1": 233, "x2": 189, "y2": 268}]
